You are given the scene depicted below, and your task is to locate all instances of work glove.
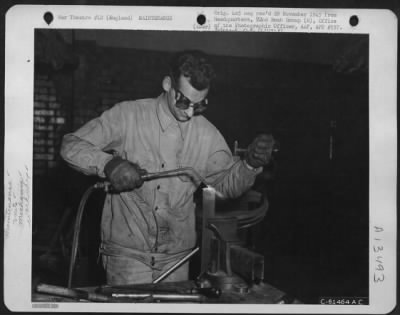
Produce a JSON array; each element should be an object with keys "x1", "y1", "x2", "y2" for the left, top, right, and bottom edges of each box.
[
  {"x1": 246, "y1": 134, "x2": 275, "y2": 169},
  {"x1": 104, "y1": 156, "x2": 145, "y2": 192}
]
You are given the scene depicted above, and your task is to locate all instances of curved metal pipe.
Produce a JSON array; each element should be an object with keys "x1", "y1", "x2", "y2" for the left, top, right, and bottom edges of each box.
[{"x1": 142, "y1": 167, "x2": 209, "y2": 186}]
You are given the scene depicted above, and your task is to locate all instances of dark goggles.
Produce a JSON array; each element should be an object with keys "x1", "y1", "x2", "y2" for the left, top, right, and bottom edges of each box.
[{"x1": 174, "y1": 90, "x2": 208, "y2": 114}]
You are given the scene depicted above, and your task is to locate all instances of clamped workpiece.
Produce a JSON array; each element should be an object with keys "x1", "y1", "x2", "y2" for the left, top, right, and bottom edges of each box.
[{"x1": 196, "y1": 186, "x2": 268, "y2": 295}]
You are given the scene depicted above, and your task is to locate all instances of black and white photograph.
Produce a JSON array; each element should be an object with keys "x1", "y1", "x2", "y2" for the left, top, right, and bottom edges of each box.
[{"x1": 3, "y1": 5, "x2": 397, "y2": 313}]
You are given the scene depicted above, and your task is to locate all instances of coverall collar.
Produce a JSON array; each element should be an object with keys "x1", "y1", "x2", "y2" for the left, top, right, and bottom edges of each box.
[{"x1": 157, "y1": 94, "x2": 185, "y2": 140}]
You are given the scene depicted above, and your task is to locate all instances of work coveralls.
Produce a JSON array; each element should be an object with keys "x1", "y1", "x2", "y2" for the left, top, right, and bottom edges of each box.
[{"x1": 60, "y1": 94, "x2": 260, "y2": 284}]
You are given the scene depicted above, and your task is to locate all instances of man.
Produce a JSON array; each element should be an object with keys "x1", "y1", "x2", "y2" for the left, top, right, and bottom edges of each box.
[{"x1": 60, "y1": 50, "x2": 275, "y2": 285}]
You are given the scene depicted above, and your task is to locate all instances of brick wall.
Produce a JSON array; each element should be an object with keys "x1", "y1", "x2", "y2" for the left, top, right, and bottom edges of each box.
[{"x1": 33, "y1": 74, "x2": 65, "y2": 176}]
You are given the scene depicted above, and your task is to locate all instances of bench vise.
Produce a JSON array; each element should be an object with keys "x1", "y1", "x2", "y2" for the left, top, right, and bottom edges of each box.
[{"x1": 197, "y1": 187, "x2": 268, "y2": 293}]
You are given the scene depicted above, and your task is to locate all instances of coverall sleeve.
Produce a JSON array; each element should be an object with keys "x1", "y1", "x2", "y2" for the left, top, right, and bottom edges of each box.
[
  {"x1": 205, "y1": 131, "x2": 261, "y2": 199},
  {"x1": 60, "y1": 103, "x2": 126, "y2": 178}
]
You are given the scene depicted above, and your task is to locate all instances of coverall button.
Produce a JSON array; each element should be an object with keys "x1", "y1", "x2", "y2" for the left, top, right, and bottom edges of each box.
[
  {"x1": 155, "y1": 206, "x2": 158, "y2": 211},
  {"x1": 161, "y1": 163, "x2": 165, "y2": 168},
  {"x1": 157, "y1": 185, "x2": 160, "y2": 190},
  {"x1": 151, "y1": 257, "x2": 155, "y2": 266}
]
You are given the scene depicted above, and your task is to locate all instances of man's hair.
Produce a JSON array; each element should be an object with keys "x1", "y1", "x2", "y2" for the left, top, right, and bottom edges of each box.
[{"x1": 169, "y1": 50, "x2": 216, "y2": 90}]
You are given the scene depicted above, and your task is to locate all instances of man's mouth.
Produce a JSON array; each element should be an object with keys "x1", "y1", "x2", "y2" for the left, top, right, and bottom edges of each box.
[{"x1": 178, "y1": 111, "x2": 190, "y2": 121}]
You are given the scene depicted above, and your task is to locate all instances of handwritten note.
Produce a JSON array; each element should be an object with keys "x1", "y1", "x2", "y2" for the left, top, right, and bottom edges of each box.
[
  {"x1": 373, "y1": 226, "x2": 385, "y2": 283},
  {"x1": 4, "y1": 166, "x2": 31, "y2": 239}
]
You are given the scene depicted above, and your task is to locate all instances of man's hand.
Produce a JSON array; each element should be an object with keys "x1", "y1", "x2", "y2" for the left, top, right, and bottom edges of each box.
[
  {"x1": 104, "y1": 157, "x2": 144, "y2": 192},
  {"x1": 246, "y1": 134, "x2": 275, "y2": 169}
]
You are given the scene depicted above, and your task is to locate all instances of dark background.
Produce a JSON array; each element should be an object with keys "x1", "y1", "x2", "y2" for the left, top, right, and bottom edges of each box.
[{"x1": 31, "y1": 29, "x2": 369, "y2": 304}]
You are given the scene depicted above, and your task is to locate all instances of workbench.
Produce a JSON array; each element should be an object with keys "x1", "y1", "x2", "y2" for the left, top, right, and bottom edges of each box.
[{"x1": 32, "y1": 280, "x2": 297, "y2": 304}]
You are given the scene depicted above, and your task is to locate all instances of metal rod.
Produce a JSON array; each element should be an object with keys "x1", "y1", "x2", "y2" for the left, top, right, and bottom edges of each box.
[
  {"x1": 112, "y1": 293, "x2": 204, "y2": 302},
  {"x1": 36, "y1": 283, "x2": 111, "y2": 302},
  {"x1": 152, "y1": 247, "x2": 200, "y2": 283},
  {"x1": 141, "y1": 167, "x2": 207, "y2": 186},
  {"x1": 112, "y1": 293, "x2": 151, "y2": 299}
]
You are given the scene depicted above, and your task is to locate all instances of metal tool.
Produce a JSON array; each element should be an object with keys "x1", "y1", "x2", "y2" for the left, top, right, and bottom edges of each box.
[
  {"x1": 97, "y1": 167, "x2": 210, "y2": 192},
  {"x1": 152, "y1": 247, "x2": 200, "y2": 283},
  {"x1": 98, "y1": 282, "x2": 221, "y2": 299},
  {"x1": 111, "y1": 292, "x2": 205, "y2": 302},
  {"x1": 36, "y1": 283, "x2": 111, "y2": 302}
]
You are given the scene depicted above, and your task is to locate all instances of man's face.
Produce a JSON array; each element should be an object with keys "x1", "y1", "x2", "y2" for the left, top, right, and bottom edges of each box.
[{"x1": 167, "y1": 75, "x2": 209, "y2": 122}]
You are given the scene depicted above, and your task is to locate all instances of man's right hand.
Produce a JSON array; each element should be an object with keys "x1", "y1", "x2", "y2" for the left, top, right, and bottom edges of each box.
[{"x1": 104, "y1": 157, "x2": 144, "y2": 192}]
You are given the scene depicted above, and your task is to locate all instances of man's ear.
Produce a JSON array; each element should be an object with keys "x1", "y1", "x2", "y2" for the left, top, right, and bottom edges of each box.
[{"x1": 162, "y1": 76, "x2": 172, "y2": 92}]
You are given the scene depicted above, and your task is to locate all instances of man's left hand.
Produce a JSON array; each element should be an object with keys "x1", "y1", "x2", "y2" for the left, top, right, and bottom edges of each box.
[{"x1": 246, "y1": 134, "x2": 275, "y2": 168}]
